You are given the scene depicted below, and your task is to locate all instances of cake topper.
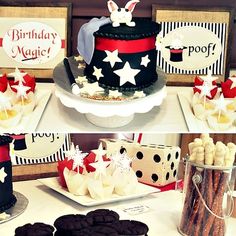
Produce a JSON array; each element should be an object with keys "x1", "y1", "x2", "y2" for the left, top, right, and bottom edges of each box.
[
  {"x1": 11, "y1": 81, "x2": 31, "y2": 106},
  {"x1": 199, "y1": 69, "x2": 218, "y2": 86},
  {"x1": 107, "y1": 0, "x2": 139, "y2": 27},
  {"x1": 195, "y1": 82, "x2": 217, "y2": 108},
  {"x1": 64, "y1": 143, "x2": 77, "y2": 160},
  {"x1": 210, "y1": 94, "x2": 232, "y2": 122},
  {"x1": 72, "y1": 146, "x2": 88, "y2": 170},
  {"x1": 8, "y1": 67, "x2": 26, "y2": 83},
  {"x1": 91, "y1": 143, "x2": 107, "y2": 161}
]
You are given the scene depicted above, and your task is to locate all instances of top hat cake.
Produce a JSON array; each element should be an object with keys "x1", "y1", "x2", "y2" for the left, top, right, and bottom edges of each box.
[
  {"x1": 78, "y1": 0, "x2": 161, "y2": 92},
  {"x1": 0, "y1": 135, "x2": 16, "y2": 213}
]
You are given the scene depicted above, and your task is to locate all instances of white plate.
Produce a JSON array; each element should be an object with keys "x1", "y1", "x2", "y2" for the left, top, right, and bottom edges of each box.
[
  {"x1": 178, "y1": 91, "x2": 236, "y2": 132},
  {"x1": 0, "y1": 89, "x2": 52, "y2": 132},
  {"x1": 38, "y1": 177, "x2": 160, "y2": 207}
]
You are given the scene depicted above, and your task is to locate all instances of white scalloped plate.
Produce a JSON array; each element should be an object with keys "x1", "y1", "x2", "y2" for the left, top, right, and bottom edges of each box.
[
  {"x1": 55, "y1": 84, "x2": 167, "y2": 117},
  {"x1": 38, "y1": 177, "x2": 160, "y2": 207}
]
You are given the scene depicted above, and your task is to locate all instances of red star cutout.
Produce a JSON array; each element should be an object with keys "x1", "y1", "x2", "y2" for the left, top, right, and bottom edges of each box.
[
  {"x1": 9, "y1": 71, "x2": 36, "y2": 94},
  {"x1": 193, "y1": 76, "x2": 218, "y2": 99},
  {"x1": 221, "y1": 77, "x2": 236, "y2": 98},
  {"x1": 83, "y1": 152, "x2": 110, "y2": 173},
  {"x1": 57, "y1": 157, "x2": 84, "y2": 188},
  {"x1": 0, "y1": 74, "x2": 8, "y2": 92}
]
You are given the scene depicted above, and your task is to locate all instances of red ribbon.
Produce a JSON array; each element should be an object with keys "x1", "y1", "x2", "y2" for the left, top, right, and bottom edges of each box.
[
  {"x1": 170, "y1": 49, "x2": 183, "y2": 53},
  {"x1": 0, "y1": 145, "x2": 10, "y2": 162},
  {"x1": 0, "y1": 38, "x2": 2, "y2": 47},
  {"x1": 61, "y1": 39, "x2": 65, "y2": 49},
  {"x1": 95, "y1": 36, "x2": 156, "y2": 53},
  {"x1": 137, "y1": 133, "x2": 143, "y2": 144},
  {"x1": 9, "y1": 134, "x2": 25, "y2": 140}
]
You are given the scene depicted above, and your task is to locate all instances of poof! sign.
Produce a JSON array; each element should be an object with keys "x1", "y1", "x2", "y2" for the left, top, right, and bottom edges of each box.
[
  {"x1": 14, "y1": 133, "x2": 66, "y2": 159},
  {"x1": 2, "y1": 22, "x2": 62, "y2": 65},
  {"x1": 161, "y1": 26, "x2": 222, "y2": 70}
]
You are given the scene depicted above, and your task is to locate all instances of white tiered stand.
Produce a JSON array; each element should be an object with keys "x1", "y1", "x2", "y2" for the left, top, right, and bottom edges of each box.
[
  {"x1": 55, "y1": 83, "x2": 166, "y2": 128},
  {"x1": 54, "y1": 58, "x2": 167, "y2": 128}
]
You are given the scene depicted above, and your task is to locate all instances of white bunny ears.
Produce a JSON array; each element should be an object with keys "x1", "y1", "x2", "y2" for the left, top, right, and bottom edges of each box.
[{"x1": 107, "y1": 0, "x2": 140, "y2": 27}]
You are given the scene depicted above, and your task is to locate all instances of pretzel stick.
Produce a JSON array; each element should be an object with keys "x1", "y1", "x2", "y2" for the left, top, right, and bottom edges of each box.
[
  {"x1": 212, "y1": 206, "x2": 224, "y2": 236},
  {"x1": 179, "y1": 165, "x2": 196, "y2": 233},
  {"x1": 184, "y1": 171, "x2": 204, "y2": 235},
  {"x1": 192, "y1": 171, "x2": 207, "y2": 236},
  {"x1": 202, "y1": 172, "x2": 228, "y2": 236}
]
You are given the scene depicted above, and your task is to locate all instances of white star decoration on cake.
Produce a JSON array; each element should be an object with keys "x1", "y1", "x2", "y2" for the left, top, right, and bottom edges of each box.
[
  {"x1": 103, "y1": 49, "x2": 122, "y2": 68},
  {"x1": 0, "y1": 92, "x2": 12, "y2": 111},
  {"x1": 229, "y1": 77, "x2": 236, "y2": 89},
  {"x1": 80, "y1": 82, "x2": 104, "y2": 96},
  {"x1": 11, "y1": 81, "x2": 31, "y2": 98},
  {"x1": 8, "y1": 68, "x2": 26, "y2": 83},
  {"x1": 93, "y1": 66, "x2": 103, "y2": 80},
  {"x1": 114, "y1": 62, "x2": 140, "y2": 86},
  {"x1": 74, "y1": 55, "x2": 84, "y2": 61},
  {"x1": 78, "y1": 63, "x2": 86, "y2": 69},
  {"x1": 141, "y1": 55, "x2": 150, "y2": 67},
  {"x1": 75, "y1": 76, "x2": 87, "y2": 85},
  {"x1": 133, "y1": 91, "x2": 146, "y2": 98},
  {"x1": 199, "y1": 70, "x2": 218, "y2": 85},
  {"x1": 0, "y1": 167, "x2": 7, "y2": 183},
  {"x1": 0, "y1": 212, "x2": 10, "y2": 220},
  {"x1": 92, "y1": 143, "x2": 107, "y2": 162},
  {"x1": 195, "y1": 82, "x2": 216, "y2": 99},
  {"x1": 109, "y1": 90, "x2": 122, "y2": 98},
  {"x1": 211, "y1": 94, "x2": 232, "y2": 113}
]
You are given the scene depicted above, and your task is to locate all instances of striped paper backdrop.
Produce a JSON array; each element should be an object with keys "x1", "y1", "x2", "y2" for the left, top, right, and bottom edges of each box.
[
  {"x1": 12, "y1": 134, "x2": 70, "y2": 165},
  {"x1": 157, "y1": 22, "x2": 226, "y2": 75}
]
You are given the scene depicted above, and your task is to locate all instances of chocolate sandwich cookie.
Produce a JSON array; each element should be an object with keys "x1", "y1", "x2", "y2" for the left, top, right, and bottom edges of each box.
[
  {"x1": 71, "y1": 225, "x2": 119, "y2": 236},
  {"x1": 15, "y1": 222, "x2": 54, "y2": 236},
  {"x1": 86, "y1": 209, "x2": 119, "y2": 225},
  {"x1": 54, "y1": 214, "x2": 93, "y2": 235},
  {"x1": 112, "y1": 220, "x2": 149, "y2": 236}
]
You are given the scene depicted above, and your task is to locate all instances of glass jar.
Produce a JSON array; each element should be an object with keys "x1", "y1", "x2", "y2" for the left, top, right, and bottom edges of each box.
[{"x1": 178, "y1": 161, "x2": 235, "y2": 236}]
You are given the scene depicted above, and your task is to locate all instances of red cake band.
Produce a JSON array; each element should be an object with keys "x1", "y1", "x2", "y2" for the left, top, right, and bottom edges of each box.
[
  {"x1": 0, "y1": 145, "x2": 10, "y2": 162},
  {"x1": 95, "y1": 36, "x2": 156, "y2": 53},
  {"x1": 9, "y1": 134, "x2": 25, "y2": 140}
]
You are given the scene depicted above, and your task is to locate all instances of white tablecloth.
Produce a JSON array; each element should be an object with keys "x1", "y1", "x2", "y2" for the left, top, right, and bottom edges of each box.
[
  {"x1": 36, "y1": 83, "x2": 188, "y2": 132},
  {"x1": 1, "y1": 180, "x2": 235, "y2": 235}
]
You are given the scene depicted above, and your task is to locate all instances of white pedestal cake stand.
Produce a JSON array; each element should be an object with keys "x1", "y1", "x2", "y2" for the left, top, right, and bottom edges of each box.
[
  {"x1": 53, "y1": 57, "x2": 166, "y2": 128},
  {"x1": 55, "y1": 83, "x2": 166, "y2": 128}
]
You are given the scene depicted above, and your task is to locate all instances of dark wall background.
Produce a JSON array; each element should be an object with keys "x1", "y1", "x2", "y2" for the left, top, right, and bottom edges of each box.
[{"x1": 1, "y1": 0, "x2": 236, "y2": 68}]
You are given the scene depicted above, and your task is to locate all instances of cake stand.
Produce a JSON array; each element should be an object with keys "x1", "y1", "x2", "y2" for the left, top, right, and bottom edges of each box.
[
  {"x1": 53, "y1": 57, "x2": 167, "y2": 128},
  {"x1": 0, "y1": 191, "x2": 28, "y2": 224}
]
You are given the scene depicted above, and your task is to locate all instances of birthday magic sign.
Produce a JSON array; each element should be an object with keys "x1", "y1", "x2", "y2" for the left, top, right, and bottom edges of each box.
[{"x1": 0, "y1": 18, "x2": 66, "y2": 68}]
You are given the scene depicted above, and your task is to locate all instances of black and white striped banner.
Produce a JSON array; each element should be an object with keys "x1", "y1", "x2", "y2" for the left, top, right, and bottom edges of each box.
[
  {"x1": 12, "y1": 134, "x2": 70, "y2": 165},
  {"x1": 157, "y1": 22, "x2": 226, "y2": 75}
]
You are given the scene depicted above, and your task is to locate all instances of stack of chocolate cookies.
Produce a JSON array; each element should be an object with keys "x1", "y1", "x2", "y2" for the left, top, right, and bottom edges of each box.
[{"x1": 14, "y1": 209, "x2": 149, "y2": 236}]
